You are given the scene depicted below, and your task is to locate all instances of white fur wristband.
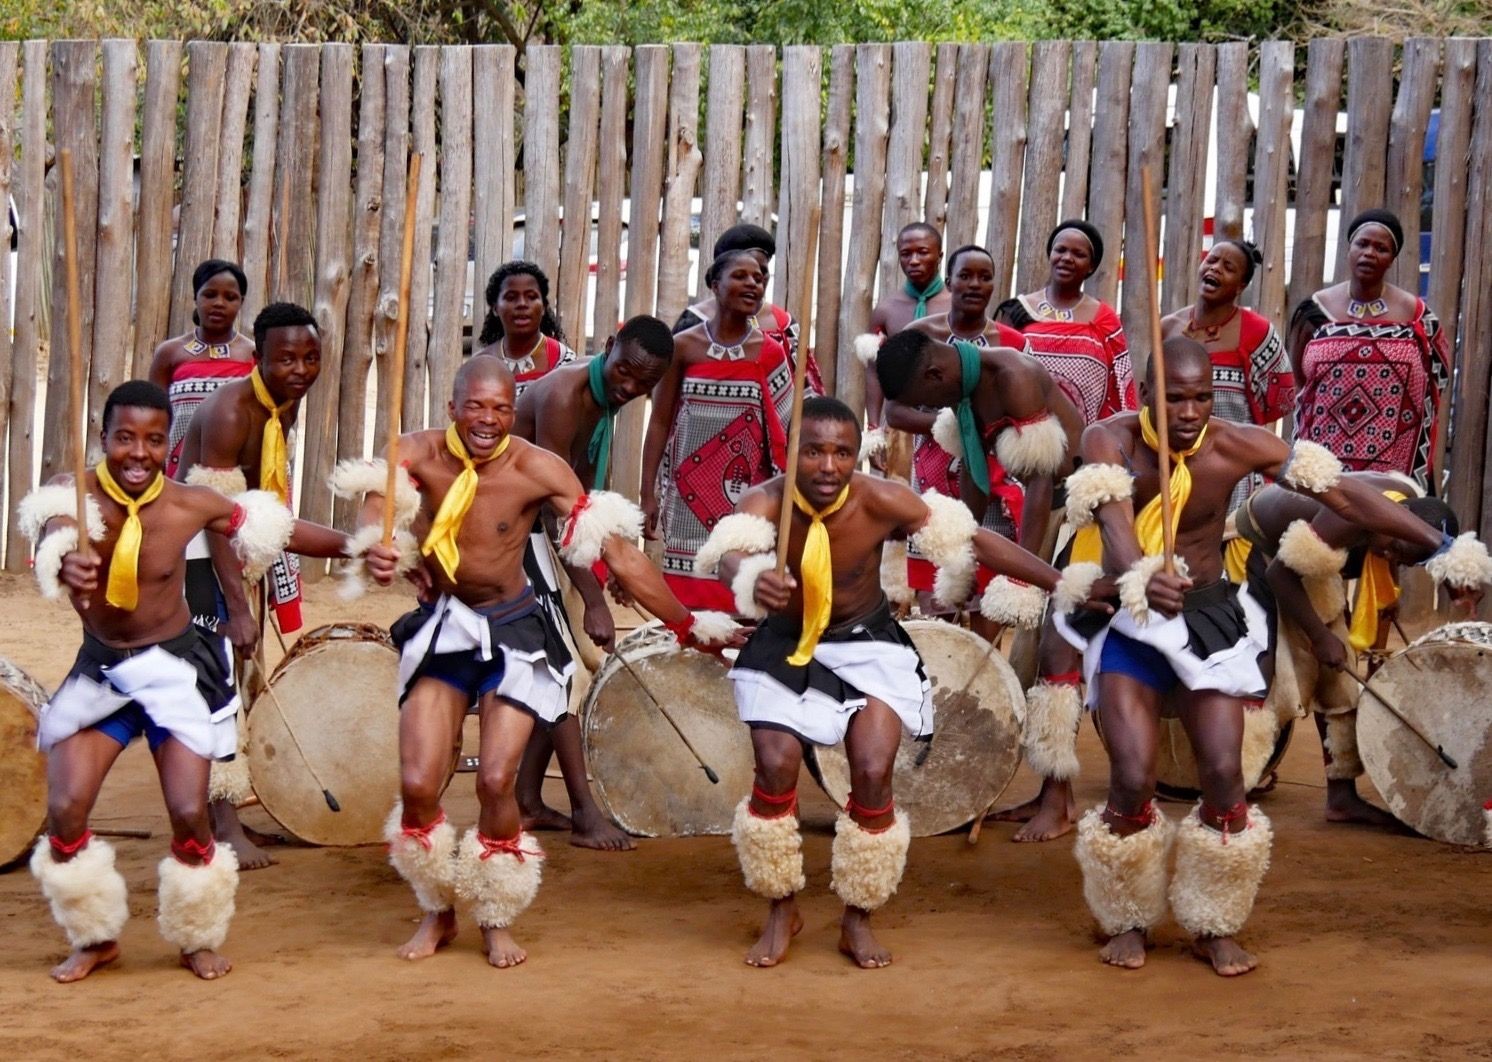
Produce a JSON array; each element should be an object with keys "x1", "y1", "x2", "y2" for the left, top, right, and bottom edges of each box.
[
  {"x1": 731, "y1": 552, "x2": 776, "y2": 620},
  {"x1": 689, "y1": 610, "x2": 741, "y2": 647},
  {"x1": 979, "y1": 576, "x2": 1048, "y2": 630},
  {"x1": 1053, "y1": 562, "x2": 1104, "y2": 616},
  {"x1": 1425, "y1": 532, "x2": 1492, "y2": 591},
  {"x1": 338, "y1": 525, "x2": 421, "y2": 600},
  {"x1": 859, "y1": 426, "x2": 887, "y2": 464},
  {"x1": 1117, "y1": 554, "x2": 1189, "y2": 624}
]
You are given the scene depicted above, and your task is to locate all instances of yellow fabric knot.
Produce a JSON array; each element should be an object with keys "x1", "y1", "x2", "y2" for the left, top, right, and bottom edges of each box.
[
  {"x1": 421, "y1": 423, "x2": 509, "y2": 581},
  {"x1": 1349, "y1": 490, "x2": 1408, "y2": 652},
  {"x1": 95, "y1": 462, "x2": 166, "y2": 611},
  {"x1": 249, "y1": 368, "x2": 294, "y2": 503},
  {"x1": 786, "y1": 484, "x2": 851, "y2": 666}
]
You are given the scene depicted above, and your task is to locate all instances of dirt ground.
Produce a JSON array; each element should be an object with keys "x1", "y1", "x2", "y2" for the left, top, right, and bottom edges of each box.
[{"x1": 0, "y1": 572, "x2": 1488, "y2": 1061}]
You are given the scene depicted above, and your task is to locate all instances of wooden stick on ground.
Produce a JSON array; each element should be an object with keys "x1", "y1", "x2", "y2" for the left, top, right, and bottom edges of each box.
[
  {"x1": 383, "y1": 152, "x2": 423, "y2": 544},
  {"x1": 773, "y1": 204, "x2": 823, "y2": 576},
  {"x1": 60, "y1": 150, "x2": 90, "y2": 570},
  {"x1": 1139, "y1": 165, "x2": 1176, "y2": 573}
]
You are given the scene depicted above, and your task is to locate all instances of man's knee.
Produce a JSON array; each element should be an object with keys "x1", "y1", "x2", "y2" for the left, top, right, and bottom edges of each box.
[
  {"x1": 752, "y1": 738, "x2": 801, "y2": 792},
  {"x1": 165, "y1": 790, "x2": 209, "y2": 836},
  {"x1": 47, "y1": 789, "x2": 92, "y2": 838},
  {"x1": 848, "y1": 754, "x2": 894, "y2": 801},
  {"x1": 1107, "y1": 760, "x2": 1155, "y2": 810},
  {"x1": 1196, "y1": 750, "x2": 1245, "y2": 802},
  {"x1": 401, "y1": 765, "x2": 447, "y2": 811},
  {"x1": 476, "y1": 761, "x2": 519, "y2": 806}
]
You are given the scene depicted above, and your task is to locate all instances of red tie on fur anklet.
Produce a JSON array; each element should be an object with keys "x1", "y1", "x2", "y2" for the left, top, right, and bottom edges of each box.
[
  {"x1": 1104, "y1": 802, "x2": 1157, "y2": 828},
  {"x1": 475, "y1": 831, "x2": 544, "y2": 863},
  {"x1": 1203, "y1": 801, "x2": 1250, "y2": 844},
  {"x1": 170, "y1": 836, "x2": 217, "y2": 864},
  {"x1": 398, "y1": 809, "x2": 447, "y2": 851},
  {"x1": 1046, "y1": 670, "x2": 1083, "y2": 687},
  {"x1": 49, "y1": 830, "x2": 93, "y2": 856},
  {"x1": 846, "y1": 796, "x2": 896, "y2": 832},
  {"x1": 751, "y1": 784, "x2": 798, "y2": 818}
]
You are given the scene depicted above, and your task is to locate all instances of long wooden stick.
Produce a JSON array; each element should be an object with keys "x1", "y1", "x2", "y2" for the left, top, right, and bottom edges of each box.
[
  {"x1": 774, "y1": 204, "x2": 822, "y2": 576},
  {"x1": 60, "y1": 150, "x2": 89, "y2": 559},
  {"x1": 1346, "y1": 670, "x2": 1458, "y2": 770},
  {"x1": 382, "y1": 152, "x2": 423, "y2": 545},
  {"x1": 1139, "y1": 166, "x2": 1175, "y2": 575}
]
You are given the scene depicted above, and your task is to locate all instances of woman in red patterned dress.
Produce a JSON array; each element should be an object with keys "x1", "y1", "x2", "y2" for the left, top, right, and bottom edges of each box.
[{"x1": 474, "y1": 261, "x2": 578, "y2": 398}]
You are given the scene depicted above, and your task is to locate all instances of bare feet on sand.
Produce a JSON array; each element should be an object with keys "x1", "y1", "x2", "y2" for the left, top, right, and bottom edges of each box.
[
  {"x1": 568, "y1": 806, "x2": 636, "y2": 851},
  {"x1": 1099, "y1": 929, "x2": 1148, "y2": 969},
  {"x1": 1013, "y1": 781, "x2": 1077, "y2": 843},
  {"x1": 50, "y1": 941, "x2": 119, "y2": 983},
  {"x1": 838, "y1": 907, "x2": 891, "y2": 969},
  {"x1": 180, "y1": 949, "x2": 233, "y2": 979},
  {"x1": 520, "y1": 803, "x2": 573, "y2": 833},
  {"x1": 482, "y1": 926, "x2": 527, "y2": 968},
  {"x1": 1325, "y1": 783, "x2": 1405, "y2": 831},
  {"x1": 1194, "y1": 935, "x2": 1258, "y2": 976},
  {"x1": 212, "y1": 801, "x2": 283, "y2": 870},
  {"x1": 988, "y1": 794, "x2": 1041, "y2": 824},
  {"x1": 745, "y1": 897, "x2": 803, "y2": 968},
  {"x1": 397, "y1": 909, "x2": 457, "y2": 961}
]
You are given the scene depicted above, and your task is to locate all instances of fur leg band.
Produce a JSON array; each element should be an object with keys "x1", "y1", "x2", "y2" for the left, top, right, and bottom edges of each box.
[
  {"x1": 1022, "y1": 681, "x2": 1084, "y2": 781},
  {"x1": 230, "y1": 490, "x2": 295, "y2": 581},
  {"x1": 157, "y1": 844, "x2": 239, "y2": 954},
  {"x1": 30, "y1": 837, "x2": 130, "y2": 949},
  {"x1": 1072, "y1": 805, "x2": 1175, "y2": 937},
  {"x1": 980, "y1": 576, "x2": 1048, "y2": 630},
  {"x1": 338, "y1": 524, "x2": 422, "y2": 600},
  {"x1": 830, "y1": 811, "x2": 910, "y2": 912},
  {"x1": 1322, "y1": 712, "x2": 1364, "y2": 780},
  {"x1": 1053, "y1": 562, "x2": 1104, "y2": 616},
  {"x1": 1281, "y1": 440, "x2": 1343, "y2": 493},
  {"x1": 1169, "y1": 804, "x2": 1272, "y2": 940},
  {"x1": 328, "y1": 458, "x2": 422, "y2": 530},
  {"x1": 184, "y1": 465, "x2": 249, "y2": 497},
  {"x1": 208, "y1": 756, "x2": 254, "y2": 805},
  {"x1": 730, "y1": 797, "x2": 806, "y2": 900},
  {"x1": 730, "y1": 552, "x2": 776, "y2": 619},
  {"x1": 1064, "y1": 463, "x2": 1134, "y2": 527},
  {"x1": 1277, "y1": 519, "x2": 1348, "y2": 578},
  {"x1": 385, "y1": 803, "x2": 457, "y2": 914},
  {"x1": 453, "y1": 828, "x2": 544, "y2": 929},
  {"x1": 558, "y1": 490, "x2": 644, "y2": 567},
  {"x1": 995, "y1": 413, "x2": 1067, "y2": 478},
  {"x1": 853, "y1": 332, "x2": 883, "y2": 367},
  {"x1": 694, "y1": 512, "x2": 777, "y2": 576}
]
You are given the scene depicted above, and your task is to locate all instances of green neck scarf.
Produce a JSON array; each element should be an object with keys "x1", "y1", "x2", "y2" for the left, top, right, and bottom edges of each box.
[
  {"x1": 903, "y1": 275, "x2": 946, "y2": 319},
  {"x1": 953, "y1": 339, "x2": 990, "y2": 494},
  {"x1": 586, "y1": 355, "x2": 615, "y2": 490}
]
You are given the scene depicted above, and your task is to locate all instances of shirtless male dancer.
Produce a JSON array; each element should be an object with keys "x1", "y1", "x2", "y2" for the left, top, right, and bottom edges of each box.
[
  {"x1": 1231, "y1": 479, "x2": 1487, "y2": 826},
  {"x1": 175, "y1": 302, "x2": 323, "y2": 869},
  {"x1": 861, "y1": 222, "x2": 952, "y2": 438},
  {"x1": 20, "y1": 381, "x2": 394, "y2": 982},
  {"x1": 510, "y1": 314, "x2": 674, "y2": 851},
  {"x1": 695, "y1": 396, "x2": 1109, "y2": 969},
  {"x1": 1056, "y1": 338, "x2": 1450, "y2": 976},
  {"x1": 340, "y1": 356, "x2": 738, "y2": 968}
]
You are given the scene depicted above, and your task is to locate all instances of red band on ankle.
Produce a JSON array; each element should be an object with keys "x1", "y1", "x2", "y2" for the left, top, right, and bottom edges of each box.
[
  {"x1": 1104, "y1": 802, "x2": 1156, "y2": 827},
  {"x1": 1045, "y1": 670, "x2": 1083, "y2": 687},
  {"x1": 170, "y1": 836, "x2": 216, "y2": 864},
  {"x1": 475, "y1": 831, "x2": 544, "y2": 863},
  {"x1": 1202, "y1": 800, "x2": 1250, "y2": 844},
  {"x1": 398, "y1": 809, "x2": 447, "y2": 851},
  {"x1": 846, "y1": 796, "x2": 895, "y2": 820},
  {"x1": 49, "y1": 830, "x2": 93, "y2": 856}
]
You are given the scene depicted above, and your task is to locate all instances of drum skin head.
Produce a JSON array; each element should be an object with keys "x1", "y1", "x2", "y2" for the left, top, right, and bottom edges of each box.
[
  {"x1": 0, "y1": 660, "x2": 47, "y2": 870},
  {"x1": 248, "y1": 628, "x2": 401, "y2": 846},
  {"x1": 1359, "y1": 622, "x2": 1492, "y2": 846},
  {"x1": 808, "y1": 621, "x2": 1025, "y2": 837}
]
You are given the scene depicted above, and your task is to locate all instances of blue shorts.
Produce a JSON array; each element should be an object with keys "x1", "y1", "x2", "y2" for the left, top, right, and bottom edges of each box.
[
  {"x1": 421, "y1": 650, "x2": 509, "y2": 704},
  {"x1": 94, "y1": 703, "x2": 173, "y2": 751},
  {"x1": 1098, "y1": 630, "x2": 1178, "y2": 694}
]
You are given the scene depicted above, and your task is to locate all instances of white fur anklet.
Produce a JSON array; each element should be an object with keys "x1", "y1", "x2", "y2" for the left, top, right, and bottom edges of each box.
[
  {"x1": 980, "y1": 576, "x2": 1048, "y2": 630},
  {"x1": 730, "y1": 552, "x2": 776, "y2": 619},
  {"x1": 1169, "y1": 804, "x2": 1273, "y2": 940},
  {"x1": 453, "y1": 828, "x2": 544, "y2": 929},
  {"x1": 1072, "y1": 805, "x2": 1175, "y2": 937},
  {"x1": 157, "y1": 845, "x2": 240, "y2": 954},
  {"x1": 830, "y1": 811, "x2": 910, "y2": 912},
  {"x1": 1022, "y1": 681, "x2": 1084, "y2": 781},
  {"x1": 730, "y1": 797, "x2": 806, "y2": 900},
  {"x1": 31, "y1": 837, "x2": 130, "y2": 948},
  {"x1": 384, "y1": 803, "x2": 457, "y2": 914},
  {"x1": 208, "y1": 755, "x2": 253, "y2": 805},
  {"x1": 1322, "y1": 712, "x2": 1363, "y2": 780}
]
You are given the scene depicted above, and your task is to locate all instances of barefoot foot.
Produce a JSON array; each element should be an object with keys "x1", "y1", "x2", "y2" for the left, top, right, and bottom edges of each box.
[
  {"x1": 481, "y1": 926, "x2": 528, "y2": 968},
  {"x1": 1324, "y1": 783, "x2": 1406, "y2": 831},
  {"x1": 988, "y1": 794, "x2": 1041, "y2": 824},
  {"x1": 1011, "y1": 779, "x2": 1078, "y2": 842},
  {"x1": 1098, "y1": 928, "x2": 1148, "y2": 969},
  {"x1": 568, "y1": 806, "x2": 636, "y2": 851},
  {"x1": 212, "y1": 802, "x2": 278, "y2": 871},
  {"x1": 1194, "y1": 935, "x2": 1258, "y2": 977},
  {"x1": 180, "y1": 948, "x2": 232, "y2": 979},
  {"x1": 838, "y1": 907, "x2": 891, "y2": 969},
  {"x1": 50, "y1": 940, "x2": 119, "y2": 983},
  {"x1": 520, "y1": 803, "x2": 573, "y2": 833},
  {"x1": 745, "y1": 897, "x2": 803, "y2": 968},
  {"x1": 396, "y1": 909, "x2": 458, "y2": 961}
]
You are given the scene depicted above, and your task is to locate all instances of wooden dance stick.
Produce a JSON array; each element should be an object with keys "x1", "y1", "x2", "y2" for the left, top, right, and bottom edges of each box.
[
  {"x1": 383, "y1": 152, "x2": 423, "y2": 545},
  {"x1": 1139, "y1": 166, "x2": 1176, "y2": 575},
  {"x1": 1346, "y1": 669, "x2": 1458, "y2": 770},
  {"x1": 613, "y1": 646, "x2": 721, "y2": 785},
  {"x1": 60, "y1": 150, "x2": 91, "y2": 577},
  {"x1": 773, "y1": 204, "x2": 823, "y2": 577}
]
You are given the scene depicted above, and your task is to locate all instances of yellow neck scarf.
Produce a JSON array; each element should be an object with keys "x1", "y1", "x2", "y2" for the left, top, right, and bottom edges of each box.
[
  {"x1": 249, "y1": 368, "x2": 293, "y2": 503},
  {"x1": 786, "y1": 484, "x2": 851, "y2": 666},
  {"x1": 95, "y1": 463, "x2": 166, "y2": 611},
  {"x1": 421, "y1": 423, "x2": 509, "y2": 581},
  {"x1": 1070, "y1": 408, "x2": 1209, "y2": 565},
  {"x1": 1348, "y1": 490, "x2": 1407, "y2": 652}
]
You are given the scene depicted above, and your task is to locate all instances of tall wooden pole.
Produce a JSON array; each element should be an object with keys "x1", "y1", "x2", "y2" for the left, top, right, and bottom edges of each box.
[{"x1": 382, "y1": 152, "x2": 423, "y2": 545}]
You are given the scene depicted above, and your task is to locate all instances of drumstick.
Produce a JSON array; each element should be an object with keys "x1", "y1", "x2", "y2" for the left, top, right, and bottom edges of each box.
[
  {"x1": 774, "y1": 204, "x2": 822, "y2": 578},
  {"x1": 383, "y1": 152, "x2": 423, "y2": 545},
  {"x1": 1345, "y1": 669, "x2": 1457, "y2": 770},
  {"x1": 60, "y1": 150, "x2": 91, "y2": 589},
  {"x1": 613, "y1": 648, "x2": 721, "y2": 785},
  {"x1": 252, "y1": 600, "x2": 343, "y2": 811},
  {"x1": 1140, "y1": 166, "x2": 1176, "y2": 575}
]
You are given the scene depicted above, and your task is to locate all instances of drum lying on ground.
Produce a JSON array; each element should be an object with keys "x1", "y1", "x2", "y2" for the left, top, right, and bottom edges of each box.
[
  {"x1": 0, "y1": 658, "x2": 48, "y2": 871},
  {"x1": 247, "y1": 624, "x2": 400, "y2": 846},
  {"x1": 1358, "y1": 621, "x2": 1492, "y2": 846},
  {"x1": 808, "y1": 620, "x2": 1026, "y2": 837},
  {"x1": 582, "y1": 624, "x2": 755, "y2": 837}
]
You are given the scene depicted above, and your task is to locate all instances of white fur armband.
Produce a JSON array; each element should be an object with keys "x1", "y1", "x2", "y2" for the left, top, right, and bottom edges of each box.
[
  {"x1": 731, "y1": 552, "x2": 776, "y2": 619},
  {"x1": 329, "y1": 458, "x2": 421, "y2": 531},
  {"x1": 1425, "y1": 532, "x2": 1492, "y2": 591},
  {"x1": 1282, "y1": 440, "x2": 1343, "y2": 493},
  {"x1": 859, "y1": 426, "x2": 887, "y2": 464},
  {"x1": 1053, "y1": 562, "x2": 1104, "y2": 616},
  {"x1": 995, "y1": 414, "x2": 1067, "y2": 478},
  {"x1": 1276, "y1": 519, "x2": 1348, "y2": 578},
  {"x1": 912, "y1": 491, "x2": 979, "y2": 607},
  {"x1": 337, "y1": 524, "x2": 422, "y2": 600},
  {"x1": 185, "y1": 465, "x2": 249, "y2": 498},
  {"x1": 1118, "y1": 553, "x2": 1190, "y2": 624},
  {"x1": 231, "y1": 490, "x2": 295, "y2": 581},
  {"x1": 33, "y1": 527, "x2": 77, "y2": 600},
  {"x1": 558, "y1": 490, "x2": 644, "y2": 567},
  {"x1": 690, "y1": 610, "x2": 742, "y2": 646},
  {"x1": 930, "y1": 408, "x2": 963, "y2": 459},
  {"x1": 17, "y1": 483, "x2": 106, "y2": 543},
  {"x1": 979, "y1": 576, "x2": 1048, "y2": 630},
  {"x1": 853, "y1": 332, "x2": 883, "y2": 368},
  {"x1": 694, "y1": 512, "x2": 776, "y2": 576},
  {"x1": 1064, "y1": 463, "x2": 1134, "y2": 527}
]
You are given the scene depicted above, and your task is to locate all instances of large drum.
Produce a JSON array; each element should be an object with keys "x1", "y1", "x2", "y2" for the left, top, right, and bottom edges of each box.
[
  {"x1": 1358, "y1": 621, "x2": 1492, "y2": 846},
  {"x1": 247, "y1": 623, "x2": 401, "y2": 846},
  {"x1": 582, "y1": 624, "x2": 755, "y2": 837},
  {"x1": 0, "y1": 658, "x2": 48, "y2": 870},
  {"x1": 808, "y1": 620, "x2": 1026, "y2": 837}
]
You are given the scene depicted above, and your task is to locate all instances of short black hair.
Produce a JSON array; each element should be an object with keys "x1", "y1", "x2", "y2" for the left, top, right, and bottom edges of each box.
[
  {"x1": 713, "y1": 223, "x2": 775, "y2": 260},
  {"x1": 191, "y1": 259, "x2": 249, "y2": 326},
  {"x1": 103, "y1": 379, "x2": 171, "y2": 432},
  {"x1": 899, "y1": 222, "x2": 942, "y2": 246},
  {"x1": 1145, "y1": 335, "x2": 1211, "y2": 385},
  {"x1": 1215, "y1": 239, "x2": 1263, "y2": 287},
  {"x1": 615, "y1": 315, "x2": 674, "y2": 361},
  {"x1": 479, "y1": 260, "x2": 566, "y2": 346},
  {"x1": 705, "y1": 248, "x2": 762, "y2": 289},
  {"x1": 946, "y1": 243, "x2": 993, "y2": 278},
  {"x1": 875, "y1": 329, "x2": 934, "y2": 402},
  {"x1": 801, "y1": 395, "x2": 861, "y2": 441},
  {"x1": 1405, "y1": 495, "x2": 1458, "y2": 538},
  {"x1": 253, "y1": 302, "x2": 318, "y2": 353}
]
